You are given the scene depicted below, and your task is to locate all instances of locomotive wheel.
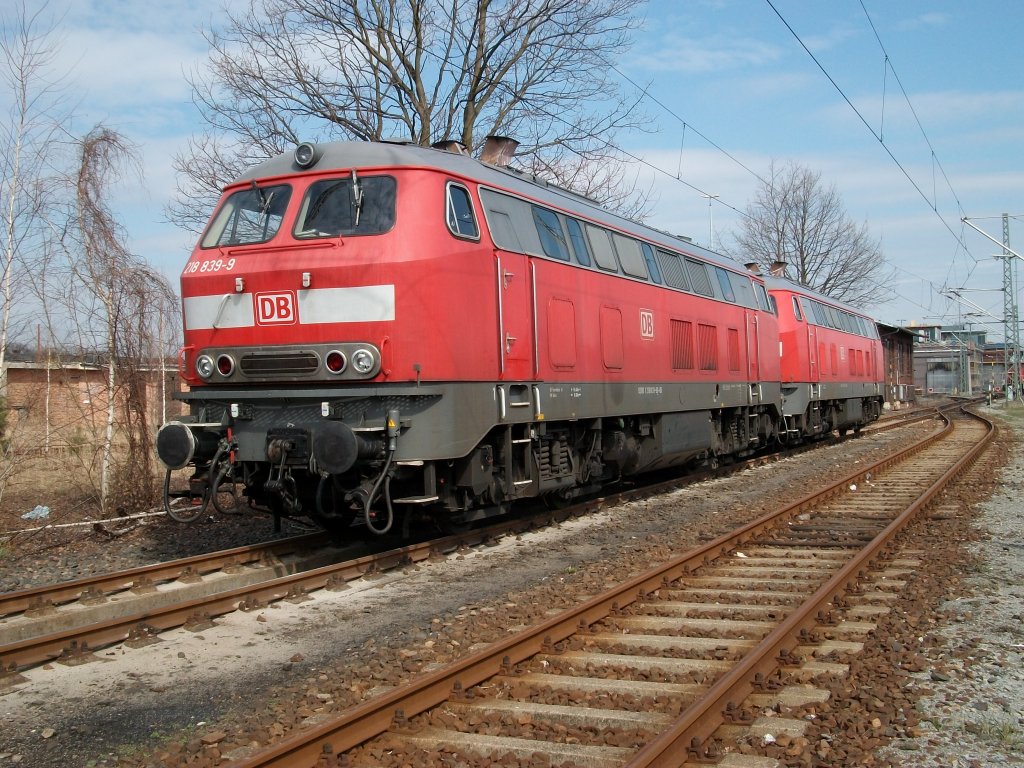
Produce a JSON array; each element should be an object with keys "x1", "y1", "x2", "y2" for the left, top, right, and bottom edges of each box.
[
  {"x1": 543, "y1": 491, "x2": 574, "y2": 510},
  {"x1": 436, "y1": 511, "x2": 473, "y2": 536}
]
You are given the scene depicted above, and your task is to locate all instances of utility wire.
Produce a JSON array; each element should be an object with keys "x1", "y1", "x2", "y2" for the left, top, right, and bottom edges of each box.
[
  {"x1": 764, "y1": 0, "x2": 976, "y2": 261},
  {"x1": 608, "y1": 62, "x2": 770, "y2": 188},
  {"x1": 858, "y1": 0, "x2": 965, "y2": 217}
]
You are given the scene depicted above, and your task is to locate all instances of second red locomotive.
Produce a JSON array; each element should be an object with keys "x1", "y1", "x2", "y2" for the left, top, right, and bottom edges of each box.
[{"x1": 156, "y1": 137, "x2": 883, "y2": 533}]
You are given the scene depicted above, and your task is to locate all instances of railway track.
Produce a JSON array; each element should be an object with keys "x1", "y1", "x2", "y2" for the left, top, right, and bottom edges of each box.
[
  {"x1": 0, "y1": 409, "x2": 951, "y2": 687},
  {"x1": 221, "y1": 406, "x2": 993, "y2": 768}
]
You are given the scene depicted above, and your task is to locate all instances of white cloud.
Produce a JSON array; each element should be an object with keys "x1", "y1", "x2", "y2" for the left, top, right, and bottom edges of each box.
[
  {"x1": 628, "y1": 33, "x2": 782, "y2": 74},
  {"x1": 897, "y1": 13, "x2": 951, "y2": 32}
]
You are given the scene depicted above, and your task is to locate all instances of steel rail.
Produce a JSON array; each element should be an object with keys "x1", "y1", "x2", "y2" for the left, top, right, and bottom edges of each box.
[
  {"x1": 0, "y1": 532, "x2": 325, "y2": 619},
  {"x1": 3, "y1": 395, "x2": 945, "y2": 623},
  {"x1": 0, "y1": 401, "x2": 956, "y2": 683},
  {"x1": 627, "y1": 406, "x2": 995, "y2": 766},
  {"x1": 0, "y1": 410, "x2": 916, "y2": 671},
  {"x1": 0, "y1": 505, "x2": 588, "y2": 675},
  {"x1": 225, "y1": 407, "x2": 979, "y2": 768}
]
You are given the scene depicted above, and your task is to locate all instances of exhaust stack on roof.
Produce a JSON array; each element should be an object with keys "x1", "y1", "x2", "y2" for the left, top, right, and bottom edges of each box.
[
  {"x1": 432, "y1": 140, "x2": 468, "y2": 155},
  {"x1": 770, "y1": 260, "x2": 788, "y2": 277},
  {"x1": 480, "y1": 136, "x2": 519, "y2": 167}
]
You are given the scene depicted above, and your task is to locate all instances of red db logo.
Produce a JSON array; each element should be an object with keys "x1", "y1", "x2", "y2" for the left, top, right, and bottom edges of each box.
[
  {"x1": 639, "y1": 309, "x2": 655, "y2": 339},
  {"x1": 255, "y1": 292, "x2": 297, "y2": 325}
]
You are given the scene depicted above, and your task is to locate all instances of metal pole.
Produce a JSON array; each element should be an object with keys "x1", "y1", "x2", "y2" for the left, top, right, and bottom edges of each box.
[
  {"x1": 700, "y1": 194, "x2": 719, "y2": 249},
  {"x1": 1003, "y1": 214, "x2": 1022, "y2": 403}
]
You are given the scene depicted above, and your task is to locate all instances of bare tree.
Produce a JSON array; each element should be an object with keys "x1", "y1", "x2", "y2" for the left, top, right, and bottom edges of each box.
[
  {"x1": 53, "y1": 127, "x2": 179, "y2": 513},
  {"x1": 170, "y1": 0, "x2": 651, "y2": 229},
  {"x1": 0, "y1": 0, "x2": 67, "y2": 383},
  {"x1": 733, "y1": 161, "x2": 892, "y2": 308}
]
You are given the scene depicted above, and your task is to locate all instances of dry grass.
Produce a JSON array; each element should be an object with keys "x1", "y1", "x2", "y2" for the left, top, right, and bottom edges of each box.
[{"x1": 0, "y1": 444, "x2": 161, "y2": 535}]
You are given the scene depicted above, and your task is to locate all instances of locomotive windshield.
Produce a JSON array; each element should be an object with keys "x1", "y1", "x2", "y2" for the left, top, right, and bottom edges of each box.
[
  {"x1": 201, "y1": 184, "x2": 292, "y2": 248},
  {"x1": 294, "y1": 175, "x2": 396, "y2": 238}
]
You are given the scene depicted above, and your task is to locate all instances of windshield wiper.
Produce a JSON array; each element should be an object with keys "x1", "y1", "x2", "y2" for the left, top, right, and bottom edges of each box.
[
  {"x1": 251, "y1": 179, "x2": 275, "y2": 214},
  {"x1": 350, "y1": 168, "x2": 363, "y2": 227}
]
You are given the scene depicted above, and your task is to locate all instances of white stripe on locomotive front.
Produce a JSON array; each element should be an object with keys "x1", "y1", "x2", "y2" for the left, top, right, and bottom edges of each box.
[{"x1": 183, "y1": 285, "x2": 396, "y2": 330}]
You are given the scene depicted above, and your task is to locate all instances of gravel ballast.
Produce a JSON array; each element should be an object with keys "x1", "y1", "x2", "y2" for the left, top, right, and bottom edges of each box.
[{"x1": 0, "y1": 409, "x2": 1020, "y2": 767}]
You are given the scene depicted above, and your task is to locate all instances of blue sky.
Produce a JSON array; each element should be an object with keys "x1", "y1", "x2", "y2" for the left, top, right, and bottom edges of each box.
[{"x1": 13, "y1": 0, "x2": 1024, "y2": 337}]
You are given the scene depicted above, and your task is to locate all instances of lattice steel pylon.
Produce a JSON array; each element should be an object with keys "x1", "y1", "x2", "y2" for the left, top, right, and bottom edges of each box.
[{"x1": 1003, "y1": 213, "x2": 1022, "y2": 402}]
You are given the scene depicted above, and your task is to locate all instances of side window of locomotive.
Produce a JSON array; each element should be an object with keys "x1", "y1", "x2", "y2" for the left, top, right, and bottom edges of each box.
[
  {"x1": 532, "y1": 206, "x2": 570, "y2": 261},
  {"x1": 729, "y1": 273, "x2": 757, "y2": 308},
  {"x1": 479, "y1": 187, "x2": 540, "y2": 254},
  {"x1": 809, "y1": 301, "x2": 827, "y2": 327},
  {"x1": 640, "y1": 243, "x2": 663, "y2": 284},
  {"x1": 565, "y1": 218, "x2": 592, "y2": 266},
  {"x1": 488, "y1": 210, "x2": 523, "y2": 250},
  {"x1": 792, "y1": 296, "x2": 803, "y2": 321},
  {"x1": 685, "y1": 258, "x2": 714, "y2": 297},
  {"x1": 202, "y1": 184, "x2": 292, "y2": 248},
  {"x1": 826, "y1": 306, "x2": 843, "y2": 330},
  {"x1": 585, "y1": 224, "x2": 620, "y2": 272},
  {"x1": 446, "y1": 182, "x2": 478, "y2": 239},
  {"x1": 612, "y1": 233, "x2": 648, "y2": 279},
  {"x1": 713, "y1": 267, "x2": 735, "y2": 302},
  {"x1": 294, "y1": 176, "x2": 396, "y2": 239},
  {"x1": 657, "y1": 249, "x2": 690, "y2": 290},
  {"x1": 814, "y1": 302, "x2": 830, "y2": 327},
  {"x1": 755, "y1": 283, "x2": 773, "y2": 313}
]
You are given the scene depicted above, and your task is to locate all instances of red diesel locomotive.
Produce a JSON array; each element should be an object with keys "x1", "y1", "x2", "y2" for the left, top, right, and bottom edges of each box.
[{"x1": 156, "y1": 137, "x2": 883, "y2": 532}]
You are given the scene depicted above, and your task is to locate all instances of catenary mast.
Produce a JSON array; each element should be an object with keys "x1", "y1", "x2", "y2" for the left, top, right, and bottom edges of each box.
[{"x1": 1004, "y1": 214, "x2": 1022, "y2": 402}]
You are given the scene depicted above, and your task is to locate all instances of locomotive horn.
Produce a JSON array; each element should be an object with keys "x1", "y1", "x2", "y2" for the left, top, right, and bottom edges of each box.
[{"x1": 313, "y1": 421, "x2": 383, "y2": 475}]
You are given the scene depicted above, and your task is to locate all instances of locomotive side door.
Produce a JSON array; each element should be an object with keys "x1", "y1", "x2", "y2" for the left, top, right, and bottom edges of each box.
[
  {"x1": 495, "y1": 251, "x2": 536, "y2": 380},
  {"x1": 745, "y1": 310, "x2": 761, "y2": 383},
  {"x1": 806, "y1": 324, "x2": 819, "y2": 382}
]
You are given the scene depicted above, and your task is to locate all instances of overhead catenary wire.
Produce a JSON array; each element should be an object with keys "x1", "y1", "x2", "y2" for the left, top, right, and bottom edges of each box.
[
  {"x1": 409, "y1": 5, "x2": 1003, "y2": 323},
  {"x1": 764, "y1": 0, "x2": 978, "y2": 265},
  {"x1": 858, "y1": 0, "x2": 965, "y2": 220}
]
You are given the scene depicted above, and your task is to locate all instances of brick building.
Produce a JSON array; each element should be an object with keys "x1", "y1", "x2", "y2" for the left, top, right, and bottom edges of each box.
[
  {"x1": 1, "y1": 358, "x2": 183, "y2": 453},
  {"x1": 877, "y1": 322, "x2": 917, "y2": 406}
]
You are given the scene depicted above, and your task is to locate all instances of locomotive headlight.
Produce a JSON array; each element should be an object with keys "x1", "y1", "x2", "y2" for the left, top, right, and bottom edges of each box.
[
  {"x1": 196, "y1": 354, "x2": 215, "y2": 379},
  {"x1": 217, "y1": 354, "x2": 235, "y2": 376},
  {"x1": 351, "y1": 348, "x2": 376, "y2": 375},
  {"x1": 294, "y1": 142, "x2": 319, "y2": 168}
]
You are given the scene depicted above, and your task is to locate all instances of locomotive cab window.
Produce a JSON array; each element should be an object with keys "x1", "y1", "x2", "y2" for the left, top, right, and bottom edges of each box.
[
  {"x1": 792, "y1": 296, "x2": 803, "y2": 321},
  {"x1": 294, "y1": 175, "x2": 396, "y2": 238},
  {"x1": 533, "y1": 206, "x2": 570, "y2": 261},
  {"x1": 202, "y1": 184, "x2": 292, "y2": 248},
  {"x1": 446, "y1": 182, "x2": 479, "y2": 239}
]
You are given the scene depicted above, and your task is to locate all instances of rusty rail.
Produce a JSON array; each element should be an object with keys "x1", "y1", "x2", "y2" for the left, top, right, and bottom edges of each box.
[{"x1": 225, "y1": 407, "x2": 991, "y2": 767}]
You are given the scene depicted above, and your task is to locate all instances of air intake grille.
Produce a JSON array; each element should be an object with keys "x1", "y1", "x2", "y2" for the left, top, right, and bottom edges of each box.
[{"x1": 240, "y1": 352, "x2": 319, "y2": 376}]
